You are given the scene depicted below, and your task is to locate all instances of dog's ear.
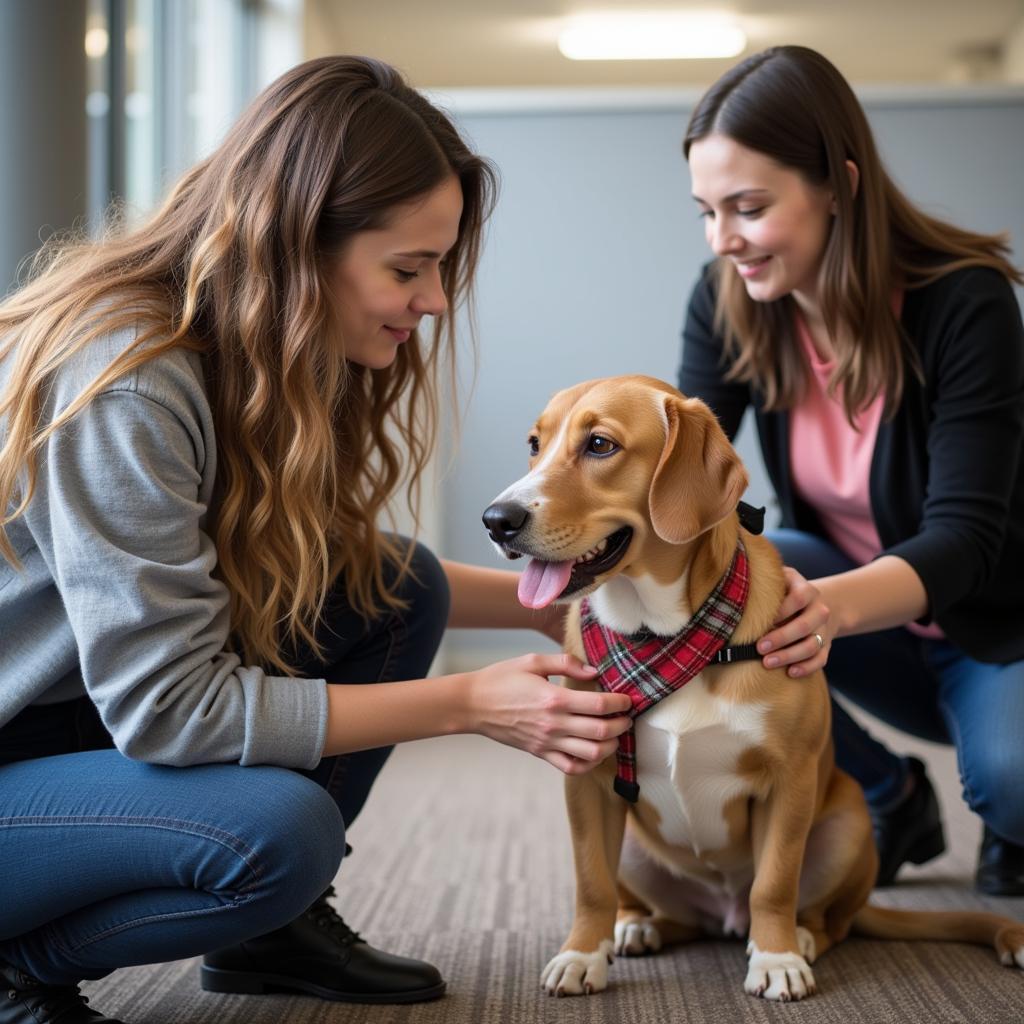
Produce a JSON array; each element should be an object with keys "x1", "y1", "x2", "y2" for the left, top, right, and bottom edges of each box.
[{"x1": 649, "y1": 396, "x2": 749, "y2": 544}]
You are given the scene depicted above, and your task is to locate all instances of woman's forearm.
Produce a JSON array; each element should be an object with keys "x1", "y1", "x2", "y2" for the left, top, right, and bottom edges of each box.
[
  {"x1": 815, "y1": 554, "x2": 929, "y2": 637},
  {"x1": 321, "y1": 654, "x2": 635, "y2": 768},
  {"x1": 322, "y1": 674, "x2": 469, "y2": 756},
  {"x1": 442, "y1": 558, "x2": 556, "y2": 632}
]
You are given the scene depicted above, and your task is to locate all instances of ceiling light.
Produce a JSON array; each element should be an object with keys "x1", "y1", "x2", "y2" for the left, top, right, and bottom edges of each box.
[{"x1": 558, "y1": 12, "x2": 746, "y2": 61}]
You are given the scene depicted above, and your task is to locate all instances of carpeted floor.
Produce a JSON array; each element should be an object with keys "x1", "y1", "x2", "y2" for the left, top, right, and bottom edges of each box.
[{"x1": 84, "y1": 721, "x2": 1024, "y2": 1024}]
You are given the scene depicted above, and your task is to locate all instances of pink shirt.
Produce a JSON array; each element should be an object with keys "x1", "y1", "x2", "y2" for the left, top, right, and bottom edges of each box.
[{"x1": 789, "y1": 305, "x2": 943, "y2": 639}]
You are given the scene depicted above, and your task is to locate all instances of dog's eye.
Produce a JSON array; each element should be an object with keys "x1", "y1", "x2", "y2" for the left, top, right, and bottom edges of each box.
[
  {"x1": 528, "y1": 435, "x2": 540, "y2": 456},
  {"x1": 586, "y1": 434, "x2": 618, "y2": 457}
]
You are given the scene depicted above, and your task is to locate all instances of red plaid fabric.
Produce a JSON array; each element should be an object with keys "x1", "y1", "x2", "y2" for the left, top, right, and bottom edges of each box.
[{"x1": 580, "y1": 540, "x2": 750, "y2": 803}]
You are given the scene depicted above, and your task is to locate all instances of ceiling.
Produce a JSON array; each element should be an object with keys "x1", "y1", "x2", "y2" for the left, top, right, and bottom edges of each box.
[{"x1": 304, "y1": 0, "x2": 1024, "y2": 90}]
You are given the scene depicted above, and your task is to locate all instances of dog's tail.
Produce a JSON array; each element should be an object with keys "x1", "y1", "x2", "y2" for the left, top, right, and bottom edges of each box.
[{"x1": 851, "y1": 904, "x2": 1024, "y2": 965}]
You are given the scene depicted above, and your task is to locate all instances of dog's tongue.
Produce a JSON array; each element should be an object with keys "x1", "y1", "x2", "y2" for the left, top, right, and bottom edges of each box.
[{"x1": 518, "y1": 558, "x2": 574, "y2": 609}]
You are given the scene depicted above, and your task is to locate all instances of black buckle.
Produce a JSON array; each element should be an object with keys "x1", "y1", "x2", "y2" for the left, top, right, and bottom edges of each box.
[{"x1": 737, "y1": 501, "x2": 765, "y2": 535}]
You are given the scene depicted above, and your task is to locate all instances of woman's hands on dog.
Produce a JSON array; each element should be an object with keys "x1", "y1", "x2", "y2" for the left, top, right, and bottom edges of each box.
[
  {"x1": 757, "y1": 566, "x2": 834, "y2": 677},
  {"x1": 467, "y1": 653, "x2": 632, "y2": 774}
]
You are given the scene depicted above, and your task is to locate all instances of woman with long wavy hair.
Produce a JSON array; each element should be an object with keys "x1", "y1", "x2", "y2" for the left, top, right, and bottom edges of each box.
[
  {"x1": 0, "y1": 56, "x2": 632, "y2": 1021},
  {"x1": 679, "y1": 46, "x2": 1024, "y2": 896}
]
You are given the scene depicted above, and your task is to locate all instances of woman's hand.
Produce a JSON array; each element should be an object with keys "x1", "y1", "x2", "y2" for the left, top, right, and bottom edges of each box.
[
  {"x1": 466, "y1": 653, "x2": 633, "y2": 775},
  {"x1": 757, "y1": 566, "x2": 835, "y2": 677}
]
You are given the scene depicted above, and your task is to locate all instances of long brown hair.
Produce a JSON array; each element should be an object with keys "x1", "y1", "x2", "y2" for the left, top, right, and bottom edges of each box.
[
  {"x1": 0, "y1": 55, "x2": 497, "y2": 671},
  {"x1": 684, "y1": 45, "x2": 1021, "y2": 420}
]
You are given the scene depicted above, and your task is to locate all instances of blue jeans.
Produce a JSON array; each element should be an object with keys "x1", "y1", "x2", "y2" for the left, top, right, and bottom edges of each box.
[
  {"x1": 771, "y1": 529, "x2": 1024, "y2": 844},
  {"x1": 0, "y1": 540, "x2": 450, "y2": 985}
]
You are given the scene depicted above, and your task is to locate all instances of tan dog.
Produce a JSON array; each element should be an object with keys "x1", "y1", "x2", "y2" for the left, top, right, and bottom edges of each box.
[{"x1": 482, "y1": 375, "x2": 1024, "y2": 1001}]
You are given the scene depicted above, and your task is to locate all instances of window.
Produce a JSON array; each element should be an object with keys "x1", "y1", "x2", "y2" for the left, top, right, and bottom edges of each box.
[{"x1": 86, "y1": 0, "x2": 303, "y2": 228}]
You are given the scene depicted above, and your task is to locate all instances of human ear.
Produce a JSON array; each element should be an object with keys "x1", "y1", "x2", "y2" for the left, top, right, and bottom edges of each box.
[
  {"x1": 845, "y1": 159, "x2": 860, "y2": 198},
  {"x1": 830, "y1": 159, "x2": 860, "y2": 214}
]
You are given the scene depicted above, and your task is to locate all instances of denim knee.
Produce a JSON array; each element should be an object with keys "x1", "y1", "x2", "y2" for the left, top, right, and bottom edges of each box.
[
  {"x1": 238, "y1": 767, "x2": 346, "y2": 926},
  {"x1": 961, "y1": 750, "x2": 1024, "y2": 845},
  {"x1": 392, "y1": 537, "x2": 451, "y2": 647}
]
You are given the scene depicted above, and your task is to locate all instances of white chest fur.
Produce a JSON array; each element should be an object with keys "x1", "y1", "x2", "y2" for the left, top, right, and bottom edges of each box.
[
  {"x1": 589, "y1": 571, "x2": 692, "y2": 637},
  {"x1": 588, "y1": 570, "x2": 768, "y2": 855},
  {"x1": 634, "y1": 678, "x2": 769, "y2": 855}
]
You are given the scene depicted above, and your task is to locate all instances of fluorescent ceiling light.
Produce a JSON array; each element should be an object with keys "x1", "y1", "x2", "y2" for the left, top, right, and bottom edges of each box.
[{"x1": 558, "y1": 12, "x2": 746, "y2": 61}]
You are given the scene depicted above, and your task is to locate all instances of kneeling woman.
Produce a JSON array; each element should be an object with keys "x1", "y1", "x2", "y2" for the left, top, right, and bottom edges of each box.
[
  {"x1": 0, "y1": 56, "x2": 632, "y2": 1022},
  {"x1": 679, "y1": 46, "x2": 1024, "y2": 893}
]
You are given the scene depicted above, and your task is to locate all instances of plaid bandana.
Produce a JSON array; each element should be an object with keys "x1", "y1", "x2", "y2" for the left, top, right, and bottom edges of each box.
[{"x1": 579, "y1": 539, "x2": 750, "y2": 803}]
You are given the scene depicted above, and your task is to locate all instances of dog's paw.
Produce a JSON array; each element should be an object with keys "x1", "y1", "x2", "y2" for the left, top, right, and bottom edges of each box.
[
  {"x1": 614, "y1": 917, "x2": 662, "y2": 956},
  {"x1": 796, "y1": 925, "x2": 817, "y2": 964},
  {"x1": 540, "y1": 940, "x2": 614, "y2": 996},
  {"x1": 996, "y1": 925, "x2": 1024, "y2": 968},
  {"x1": 744, "y1": 941, "x2": 817, "y2": 1001}
]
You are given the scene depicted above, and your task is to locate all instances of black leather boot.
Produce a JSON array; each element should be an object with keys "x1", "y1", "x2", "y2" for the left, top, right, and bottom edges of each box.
[
  {"x1": 975, "y1": 825, "x2": 1024, "y2": 896},
  {"x1": 0, "y1": 962, "x2": 125, "y2": 1024},
  {"x1": 200, "y1": 886, "x2": 445, "y2": 1004},
  {"x1": 871, "y1": 756, "x2": 946, "y2": 887}
]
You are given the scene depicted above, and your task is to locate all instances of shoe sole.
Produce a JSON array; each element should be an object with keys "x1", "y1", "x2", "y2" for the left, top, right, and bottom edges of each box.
[{"x1": 199, "y1": 965, "x2": 446, "y2": 1005}]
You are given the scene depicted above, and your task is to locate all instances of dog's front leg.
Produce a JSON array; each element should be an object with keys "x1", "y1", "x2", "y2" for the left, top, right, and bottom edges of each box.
[
  {"x1": 745, "y1": 768, "x2": 819, "y2": 1001},
  {"x1": 541, "y1": 770, "x2": 627, "y2": 997}
]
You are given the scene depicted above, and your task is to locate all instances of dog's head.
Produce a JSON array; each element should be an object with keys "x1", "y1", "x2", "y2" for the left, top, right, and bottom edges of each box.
[{"x1": 482, "y1": 375, "x2": 748, "y2": 609}]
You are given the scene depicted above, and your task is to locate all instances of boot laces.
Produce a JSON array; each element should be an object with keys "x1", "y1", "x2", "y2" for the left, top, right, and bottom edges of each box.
[{"x1": 306, "y1": 885, "x2": 364, "y2": 947}]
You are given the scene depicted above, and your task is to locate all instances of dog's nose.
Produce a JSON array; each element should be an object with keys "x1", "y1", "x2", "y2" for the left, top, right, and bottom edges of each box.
[{"x1": 482, "y1": 501, "x2": 530, "y2": 543}]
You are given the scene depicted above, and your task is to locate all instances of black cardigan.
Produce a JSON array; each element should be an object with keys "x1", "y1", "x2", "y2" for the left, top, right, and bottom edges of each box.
[{"x1": 679, "y1": 264, "x2": 1024, "y2": 664}]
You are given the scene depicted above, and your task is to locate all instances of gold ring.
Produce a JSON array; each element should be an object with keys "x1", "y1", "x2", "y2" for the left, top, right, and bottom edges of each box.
[{"x1": 814, "y1": 632, "x2": 825, "y2": 651}]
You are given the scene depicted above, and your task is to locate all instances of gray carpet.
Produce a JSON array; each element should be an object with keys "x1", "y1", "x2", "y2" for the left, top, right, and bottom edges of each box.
[{"x1": 84, "y1": 729, "x2": 1024, "y2": 1023}]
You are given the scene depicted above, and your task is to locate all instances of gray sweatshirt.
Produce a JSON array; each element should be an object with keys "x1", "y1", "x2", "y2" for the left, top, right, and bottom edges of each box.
[{"x1": 0, "y1": 324, "x2": 328, "y2": 768}]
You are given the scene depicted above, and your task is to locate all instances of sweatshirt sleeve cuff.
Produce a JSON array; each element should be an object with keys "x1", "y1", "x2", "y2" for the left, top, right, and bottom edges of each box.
[{"x1": 237, "y1": 671, "x2": 329, "y2": 769}]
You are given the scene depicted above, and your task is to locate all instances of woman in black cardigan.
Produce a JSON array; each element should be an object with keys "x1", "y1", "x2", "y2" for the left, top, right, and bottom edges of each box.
[{"x1": 678, "y1": 46, "x2": 1024, "y2": 893}]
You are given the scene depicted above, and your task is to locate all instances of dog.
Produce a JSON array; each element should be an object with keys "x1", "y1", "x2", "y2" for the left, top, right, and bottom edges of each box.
[{"x1": 482, "y1": 374, "x2": 1024, "y2": 1001}]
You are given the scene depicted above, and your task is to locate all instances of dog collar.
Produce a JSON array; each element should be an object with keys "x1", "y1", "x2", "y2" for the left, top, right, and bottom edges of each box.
[{"x1": 580, "y1": 539, "x2": 755, "y2": 804}]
